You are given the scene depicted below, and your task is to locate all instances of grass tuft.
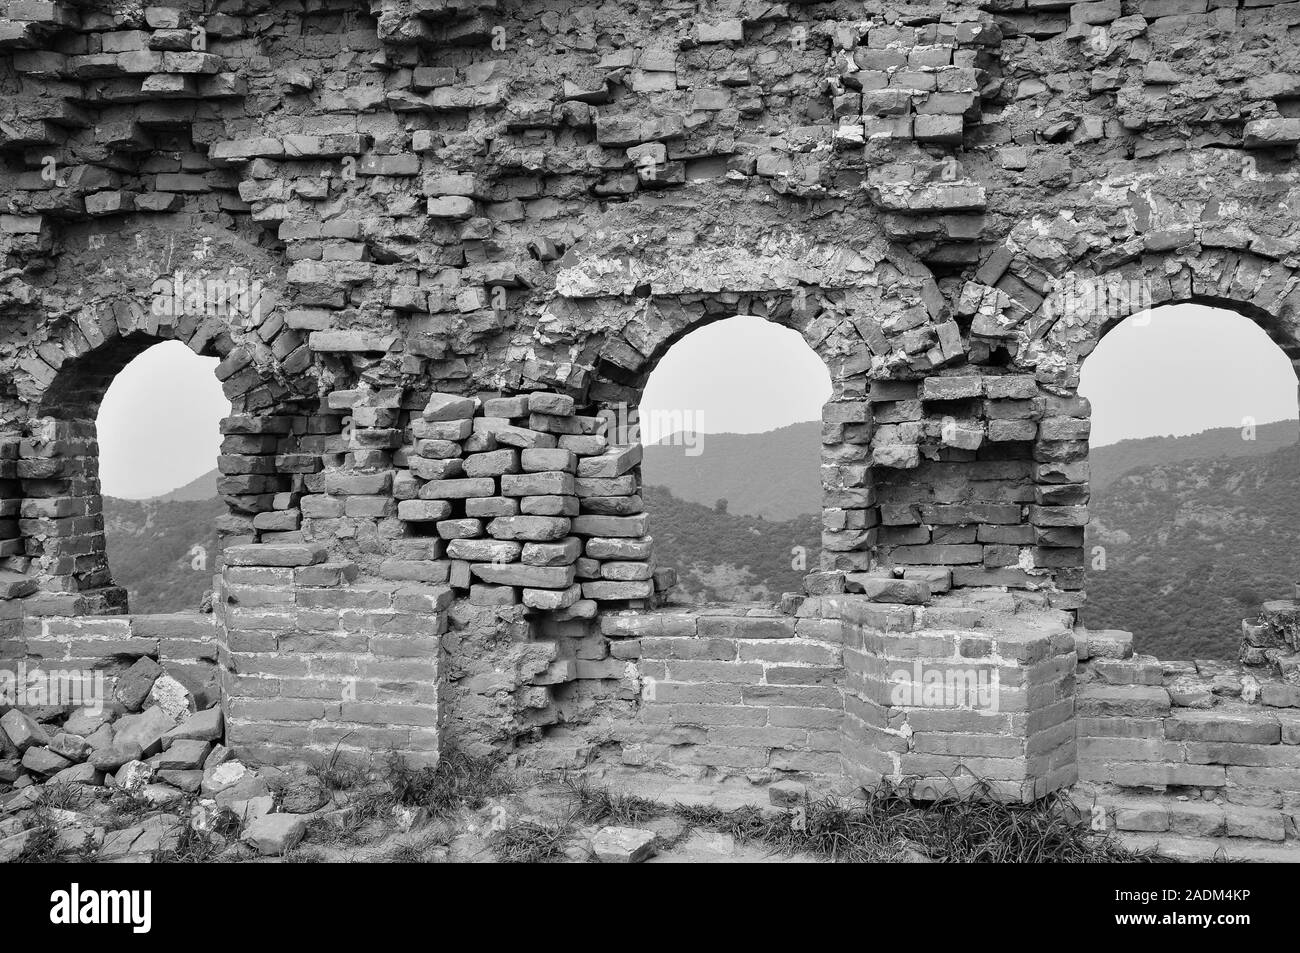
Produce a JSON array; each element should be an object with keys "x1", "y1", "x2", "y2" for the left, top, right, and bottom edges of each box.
[
  {"x1": 385, "y1": 748, "x2": 515, "y2": 816},
  {"x1": 310, "y1": 737, "x2": 369, "y2": 792},
  {"x1": 563, "y1": 776, "x2": 664, "y2": 826},
  {"x1": 489, "y1": 818, "x2": 573, "y2": 864}
]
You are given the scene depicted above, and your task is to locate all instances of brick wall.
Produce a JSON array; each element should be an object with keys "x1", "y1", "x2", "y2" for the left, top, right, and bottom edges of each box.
[{"x1": 0, "y1": 0, "x2": 1298, "y2": 852}]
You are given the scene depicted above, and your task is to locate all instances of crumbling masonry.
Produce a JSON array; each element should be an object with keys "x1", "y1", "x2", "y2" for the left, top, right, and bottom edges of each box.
[{"x1": 2, "y1": 0, "x2": 1300, "y2": 857}]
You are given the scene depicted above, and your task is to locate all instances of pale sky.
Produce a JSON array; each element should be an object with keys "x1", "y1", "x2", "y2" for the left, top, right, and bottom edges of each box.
[
  {"x1": 639, "y1": 316, "x2": 832, "y2": 443},
  {"x1": 642, "y1": 305, "x2": 1299, "y2": 447},
  {"x1": 93, "y1": 305, "x2": 1299, "y2": 499},
  {"x1": 96, "y1": 341, "x2": 227, "y2": 499},
  {"x1": 1079, "y1": 304, "x2": 1298, "y2": 446}
]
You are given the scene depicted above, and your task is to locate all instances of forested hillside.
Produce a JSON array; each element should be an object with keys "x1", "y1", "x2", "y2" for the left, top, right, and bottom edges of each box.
[
  {"x1": 1082, "y1": 443, "x2": 1300, "y2": 659},
  {"x1": 103, "y1": 496, "x2": 224, "y2": 614}
]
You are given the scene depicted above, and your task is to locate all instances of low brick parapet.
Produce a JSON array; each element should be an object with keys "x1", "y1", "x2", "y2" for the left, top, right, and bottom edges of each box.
[{"x1": 1076, "y1": 644, "x2": 1300, "y2": 853}]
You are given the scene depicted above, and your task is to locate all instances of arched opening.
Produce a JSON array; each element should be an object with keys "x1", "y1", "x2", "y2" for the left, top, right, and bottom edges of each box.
[
  {"x1": 637, "y1": 315, "x2": 832, "y2": 603},
  {"x1": 14, "y1": 309, "x2": 308, "y2": 614},
  {"x1": 1079, "y1": 303, "x2": 1300, "y2": 659},
  {"x1": 96, "y1": 341, "x2": 229, "y2": 613}
]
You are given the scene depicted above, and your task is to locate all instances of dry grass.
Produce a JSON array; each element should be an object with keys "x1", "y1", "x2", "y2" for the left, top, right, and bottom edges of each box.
[
  {"x1": 566, "y1": 778, "x2": 1151, "y2": 863},
  {"x1": 488, "y1": 818, "x2": 573, "y2": 863}
]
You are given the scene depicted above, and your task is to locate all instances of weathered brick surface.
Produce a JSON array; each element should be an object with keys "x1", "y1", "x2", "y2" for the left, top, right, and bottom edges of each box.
[{"x1": 0, "y1": 1, "x2": 1296, "y2": 844}]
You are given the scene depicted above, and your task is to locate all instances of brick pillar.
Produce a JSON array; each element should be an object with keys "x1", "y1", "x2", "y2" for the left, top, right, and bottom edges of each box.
[
  {"x1": 840, "y1": 594, "x2": 1078, "y2": 801},
  {"x1": 16, "y1": 418, "x2": 126, "y2": 613}
]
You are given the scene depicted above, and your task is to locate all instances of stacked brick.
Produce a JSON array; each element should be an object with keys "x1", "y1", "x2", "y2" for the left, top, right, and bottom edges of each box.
[
  {"x1": 0, "y1": 0, "x2": 1298, "y2": 841},
  {"x1": 601, "y1": 606, "x2": 845, "y2": 777},
  {"x1": 6, "y1": 611, "x2": 219, "y2": 700},
  {"x1": 12, "y1": 418, "x2": 119, "y2": 611},
  {"x1": 841, "y1": 19, "x2": 1000, "y2": 266},
  {"x1": 0, "y1": 1, "x2": 249, "y2": 256},
  {"x1": 856, "y1": 371, "x2": 1088, "y2": 608},
  {"x1": 392, "y1": 390, "x2": 668, "y2": 613},
  {"x1": 1076, "y1": 627, "x2": 1300, "y2": 855},
  {"x1": 1241, "y1": 600, "x2": 1300, "y2": 683},
  {"x1": 217, "y1": 542, "x2": 447, "y2": 767}
]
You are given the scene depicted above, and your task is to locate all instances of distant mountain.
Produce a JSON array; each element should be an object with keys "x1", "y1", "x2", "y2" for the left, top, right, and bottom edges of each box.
[
  {"x1": 642, "y1": 422, "x2": 821, "y2": 521},
  {"x1": 158, "y1": 468, "x2": 219, "y2": 502},
  {"x1": 1090, "y1": 420, "x2": 1297, "y2": 491},
  {"x1": 1082, "y1": 443, "x2": 1300, "y2": 660},
  {"x1": 99, "y1": 418, "x2": 1298, "y2": 635},
  {"x1": 640, "y1": 419, "x2": 1298, "y2": 521}
]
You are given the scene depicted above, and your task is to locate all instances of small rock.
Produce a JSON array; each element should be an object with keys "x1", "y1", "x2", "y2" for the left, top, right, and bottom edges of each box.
[
  {"x1": 112, "y1": 706, "x2": 177, "y2": 756},
  {"x1": 140, "y1": 783, "x2": 185, "y2": 807},
  {"x1": 0, "y1": 786, "x2": 42, "y2": 813},
  {"x1": 590, "y1": 826, "x2": 657, "y2": 863},
  {"x1": 90, "y1": 741, "x2": 144, "y2": 771},
  {"x1": 1, "y1": 710, "x2": 51, "y2": 752},
  {"x1": 229, "y1": 795, "x2": 275, "y2": 824},
  {"x1": 50, "y1": 763, "x2": 103, "y2": 786},
  {"x1": 114, "y1": 657, "x2": 163, "y2": 712},
  {"x1": 163, "y1": 706, "x2": 223, "y2": 744},
  {"x1": 202, "y1": 759, "x2": 271, "y2": 807},
  {"x1": 48, "y1": 732, "x2": 90, "y2": 763},
  {"x1": 21, "y1": 745, "x2": 72, "y2": 776},
  {"x1": 100, "y1": 813, "x2": 182, "y2": 860},
  {"x1": 242, "y1": 813, "x2": 306, "y2": 855},
  {"x1": 155, "y1": 769, "x2": 203, "y2": 793},
  {"x1": 148, "y1": 674, "x2": 194, "y2": 721},
  {"x1": 64, "y1": 708, "x2": 113, "y2": 737},
  {"x1": 113, "y1": 759, "x2": 154, "y2": 793},
  {"x1": 84, "y1": 723, "x2": 115, "y2": 751},
  {"x1": 264, "y1": 763, "x2": 329, "y2": 813},
  {"x1": 0, "y1": 759, "x2": 21, "y2": 783},
  {"x1": 202, "y1": 759, "x2": 251, "y2": 797},
  {"x1": 0, "y1": 829, "x2": 31, "y2": 863},
  {"x1": 203, "y1": 743, "x2": 231, "y2": 770},
  {"x1": 153, "y1": 739, "x2": 211, "y2": 770},
  {"x1": 767, "y1": 779, "x2": 807, "y2": 807}
]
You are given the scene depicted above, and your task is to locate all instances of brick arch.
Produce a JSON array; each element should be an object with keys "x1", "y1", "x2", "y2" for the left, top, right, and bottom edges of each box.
[
  {"x1": 8, "y1": 285, "x2": 323, "y2": 610},
  {"x1": 966, "y1": 246, "x2": 1300, "y2": 608},
  {"x1": 565, "y1": 287, "x2": 923, "y2": 582},
  {"x1": 1038, "y1": 251, "x2": 1300, "y2": 370}
]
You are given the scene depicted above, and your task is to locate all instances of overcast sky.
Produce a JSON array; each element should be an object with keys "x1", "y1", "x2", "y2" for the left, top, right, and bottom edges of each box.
[
  {"x1": 96, "y1": 341, "x2": 226, "y2": 499},
  {"x1": 640, "y1": 305, "x2": 1299, "y2": 447},
  {"x1": 1078, "y1": 304, "x2": 1298, "y2": 445},
  {"x1": 96, "y1": 305, "x2": 1299, "y2": 498}
]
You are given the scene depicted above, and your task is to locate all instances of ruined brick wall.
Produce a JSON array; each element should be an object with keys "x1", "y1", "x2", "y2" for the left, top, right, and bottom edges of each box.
[{"x1": 1, "y1": 0, "x2": 1299, "y2": 838}]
